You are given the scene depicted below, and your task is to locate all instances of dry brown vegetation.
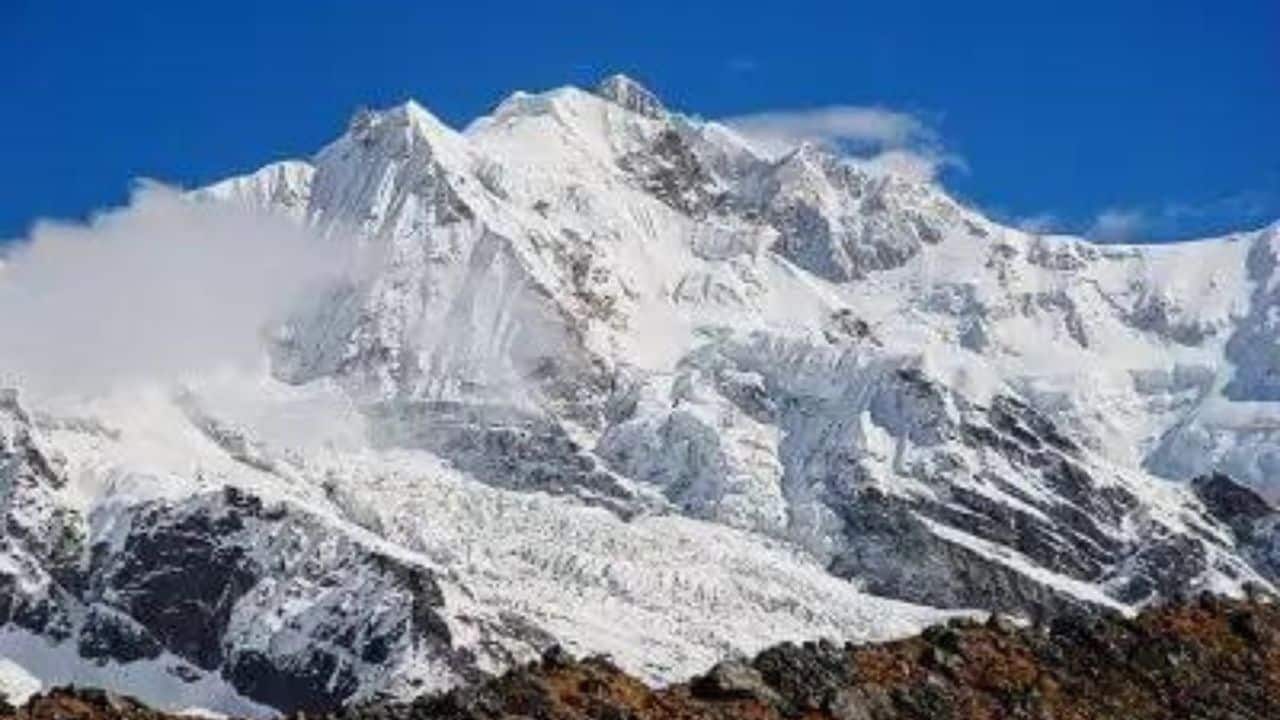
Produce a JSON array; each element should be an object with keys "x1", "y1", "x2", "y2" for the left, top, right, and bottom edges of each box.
[{"x1": 6, "y1": 595, "x2": 1280, "y2": 719}]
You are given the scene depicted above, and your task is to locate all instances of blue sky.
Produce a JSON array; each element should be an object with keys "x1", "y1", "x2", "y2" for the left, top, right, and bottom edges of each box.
[{"x1": 2, "y1": 0, "x2": 1276, "y2": 242}]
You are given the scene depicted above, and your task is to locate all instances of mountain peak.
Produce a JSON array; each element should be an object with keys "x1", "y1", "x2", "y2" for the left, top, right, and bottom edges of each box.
[
  {"x1": 344, "y1": 100, "x2": 459, "y2": 143},
  {"x1": 594, "y1": 73, "x2": 666, "y2": 119}
]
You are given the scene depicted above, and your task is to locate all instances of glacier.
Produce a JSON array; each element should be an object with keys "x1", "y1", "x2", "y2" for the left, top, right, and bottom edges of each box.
[{"x1": 2, "y1": 74, "x2": 1280, "y2": 715}]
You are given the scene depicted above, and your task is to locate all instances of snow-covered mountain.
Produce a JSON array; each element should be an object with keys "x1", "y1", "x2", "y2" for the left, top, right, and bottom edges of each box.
[{"x1": 4, "y1": 74, "x2": 1280, "y2": 715}]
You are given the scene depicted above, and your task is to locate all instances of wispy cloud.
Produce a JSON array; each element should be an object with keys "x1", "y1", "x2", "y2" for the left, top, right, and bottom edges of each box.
[
  {"x1": 723, "y1": 105, "x2": 931, "y2": 153},
  {"x1": 1086, "y1": 191, "x2": 1277, "y2": 243},
  {"x1": 0, "y1": 183, "x2": 357, "y2": 399},
  {"x1": 720, "y1": 105, "x2": 960, "y2": 182},
  {"x1": 1088, "y1": 208, "x2": 1149, "y2": 242},
  {"x1": 1014, "y1": 213, "x2": 1062, "y2": 234},
  {"x1": 859, "y1": 148, "x2": 965, "y2": 182}
]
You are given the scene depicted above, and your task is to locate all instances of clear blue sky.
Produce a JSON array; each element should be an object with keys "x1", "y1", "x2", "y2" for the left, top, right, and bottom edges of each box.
[{"x1": 2, "y1": 0, "x2": 1276, "y2": 242}]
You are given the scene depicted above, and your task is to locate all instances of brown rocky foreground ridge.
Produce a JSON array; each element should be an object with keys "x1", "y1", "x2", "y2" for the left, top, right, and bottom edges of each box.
[{"x1": 5, "y1": 594, "x2": 1280, "y2": 720}]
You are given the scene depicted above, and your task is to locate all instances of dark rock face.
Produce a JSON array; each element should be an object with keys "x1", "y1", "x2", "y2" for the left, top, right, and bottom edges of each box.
[
  {"x1": 0, "y1": 390, "x2": 82, "y2": 640},
  {"x1": 768, "y1": 199, "x2": 848, "y2": 281},
  {"x1": 87, "y1": 487, "x2": 466, "y2": 714},
  {"x1": 0, "y1": 431, "x2": 466, "y2": 717},
  {"x1": 829, "y1": 491, "x2": 1093, "y2": 617},
  {"x1": 1193, "y1": 473, "x2": 1280, "y2": 584},
  {"x1": 619, "y1": 129, "x2": 722, "y2": 216},
  {"x1": 77, "y1": 606, "x2": 163, "y2": 664},
  {"x1": 0, "y1": 573, "x2": 72, "y2": 640},
  {"x1": 368, "y1": 400, "x2": 652, "y2": 517},
  {"x1": 95, "y1": 494, "x2": 259, "y2": 669},
  {"x1": 987, "y1": 396, "x2": 1079, "y2": 456},
  {"x1": 821, "y1": 384, "x2": 1245, "y2": 616},
  {"x1": 1195, "y1": 473, "x2": 1275, "y2": 533},
  {"x1": 223, "y1": 648, "x2": 359, "y2": 715}
]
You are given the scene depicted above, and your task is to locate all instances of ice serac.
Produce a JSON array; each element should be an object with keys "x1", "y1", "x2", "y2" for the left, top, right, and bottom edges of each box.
[{"x1": 3, "y1": 74, "x2": 1280, "y2": 715}]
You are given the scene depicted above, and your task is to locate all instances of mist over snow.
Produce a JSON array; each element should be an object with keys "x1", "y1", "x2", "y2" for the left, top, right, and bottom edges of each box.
[
  {"x1": 719, "y1": 105, "x2": 963, "y2": 181},
  {"x1": 0, "y1": 183, "x2": 354, "y2": 400}
]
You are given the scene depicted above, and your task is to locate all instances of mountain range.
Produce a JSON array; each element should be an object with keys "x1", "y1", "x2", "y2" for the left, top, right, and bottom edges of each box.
[{"x1": 2, "y1": 74, "x2": 1280, "y2": 716}]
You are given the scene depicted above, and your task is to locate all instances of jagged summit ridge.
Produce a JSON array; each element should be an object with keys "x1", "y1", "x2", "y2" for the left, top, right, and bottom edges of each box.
[{"x1": 594, "y1": 73, "x2": 667, "y2": 118}]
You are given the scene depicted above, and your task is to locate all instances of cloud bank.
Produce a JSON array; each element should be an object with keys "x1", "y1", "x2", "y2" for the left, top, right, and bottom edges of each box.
[
  {"x1": 0, "y1": 184, "x2": 353, "y2": 399},
  {"x1": 720, "y1": 105, "x2": 961, "y2": 181}
]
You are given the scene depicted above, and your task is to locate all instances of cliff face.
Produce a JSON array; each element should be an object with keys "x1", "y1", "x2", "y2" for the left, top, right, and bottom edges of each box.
[{"x1": 7, "y1": 596, "x2": 1280, "y2": 720}]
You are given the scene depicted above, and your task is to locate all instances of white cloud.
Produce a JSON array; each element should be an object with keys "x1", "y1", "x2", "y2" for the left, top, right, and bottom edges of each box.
[
  {"x1": 0, "y1": 183, "x2": 356, "y2": 399},
  {"x1": 1083, "y1": 192, "x2": 1276, "y2": 243},
  {"x1": 720, "y1": 105, "x2": 959, "y2": 181},
  {"x1": 1088, "y1": 208, "x2": 1148, "y2": 243},
  {"x1": 724, "y1": 106, "x2": 929, "y2": 150},
  {"x1": 1015, "y1": 213, "x2": 1062, "y2": 234},
  {"x1": 857, "y1": 148, "x2": 965, "y2": 183}
]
